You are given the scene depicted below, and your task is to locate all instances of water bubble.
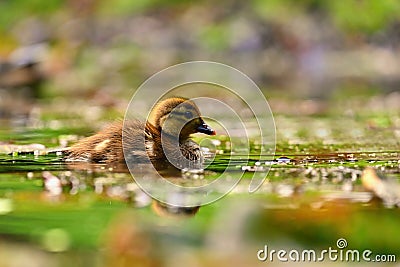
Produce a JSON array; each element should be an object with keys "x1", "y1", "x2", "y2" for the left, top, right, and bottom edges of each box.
[
  {"x1": 41, "y1": 228, "x2": 70, "y2": 252},
  {"x1": 0, "y1": 198, "x2": 13, "y2": 215},
  {"x1": 27, "y1": 172, "x2": 34, "y2": 179},
  {"x1": 276, "y1": 184, "x2": 294, "y2": 197},
  {"x1": 277, "y1": 157, "x2": 291, "y2": 164}
]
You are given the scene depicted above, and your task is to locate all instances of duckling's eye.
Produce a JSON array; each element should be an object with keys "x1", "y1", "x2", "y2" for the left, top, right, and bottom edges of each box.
[{"x1": 184, "y1": 111, "x2": 192, "y2": 119}]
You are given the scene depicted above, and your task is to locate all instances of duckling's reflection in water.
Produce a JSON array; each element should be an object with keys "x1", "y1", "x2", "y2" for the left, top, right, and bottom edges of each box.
[
  {"x1": 121, "y1": 164, "x2": 203, "y2": 218},
  {"x1": 66, "y1": 162, "x2": 201, "y2": 218},
  {"x1": 151, "y1": 201, "x2": 200, "y2": 217},
  {"x1": 64, "y1": 163, "x2": 201, "y2": 218}
]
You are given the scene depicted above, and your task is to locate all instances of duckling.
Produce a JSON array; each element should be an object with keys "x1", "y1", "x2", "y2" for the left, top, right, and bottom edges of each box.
[{"x1": 67, "y1": 97, "x2": 215, "y2": 169}]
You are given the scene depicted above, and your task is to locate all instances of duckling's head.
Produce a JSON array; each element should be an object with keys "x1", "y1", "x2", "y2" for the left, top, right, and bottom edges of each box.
[{"x1": 149, "y1": 97, "x2": 215, "y2": 140}]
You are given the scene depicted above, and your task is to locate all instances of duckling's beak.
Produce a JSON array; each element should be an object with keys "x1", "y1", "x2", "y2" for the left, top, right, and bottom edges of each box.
[{"x1": 197, "y1": 122, "x2": 216, "y2": 135}]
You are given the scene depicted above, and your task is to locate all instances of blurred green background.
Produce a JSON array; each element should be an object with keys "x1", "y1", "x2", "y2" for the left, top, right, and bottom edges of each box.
[{"x1": 2, "y1": 0, "x2": 400, "y2": 102}]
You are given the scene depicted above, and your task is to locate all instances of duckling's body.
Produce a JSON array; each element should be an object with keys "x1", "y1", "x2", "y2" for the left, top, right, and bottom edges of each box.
[{"x1": 67, "y1": 97, "x2": 215, "y2": 169}]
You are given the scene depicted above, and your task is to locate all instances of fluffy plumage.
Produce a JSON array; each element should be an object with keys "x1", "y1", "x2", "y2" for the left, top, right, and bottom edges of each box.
[{"x1": 66, "y1": 97, "x2": 215, "y2": 169}]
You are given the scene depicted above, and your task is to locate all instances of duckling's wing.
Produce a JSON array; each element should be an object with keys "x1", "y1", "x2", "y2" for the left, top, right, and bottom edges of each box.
[
  {"x1": 66, "y1": 122, "x2": 125, "y2": 163},
  {"x1": 122, "y1": 120, "x2": 153, "y2": 163}
]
